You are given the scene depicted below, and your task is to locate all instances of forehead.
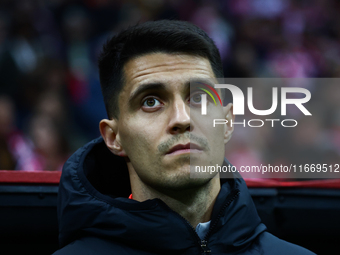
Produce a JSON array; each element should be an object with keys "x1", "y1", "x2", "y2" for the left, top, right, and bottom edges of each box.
[{"x1": 122, "y1": 53, "x2": 216, "y2": 95}]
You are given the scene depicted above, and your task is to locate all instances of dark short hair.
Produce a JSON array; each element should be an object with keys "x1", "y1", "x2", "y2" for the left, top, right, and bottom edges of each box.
[{"x1": 98, "y1": 20, "x2": 224, "y2": 119}]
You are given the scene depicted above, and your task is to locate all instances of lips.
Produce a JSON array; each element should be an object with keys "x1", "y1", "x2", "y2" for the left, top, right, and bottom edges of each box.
[{"x1": 166, "y1": 143, "x2": 203, "y2": 155}]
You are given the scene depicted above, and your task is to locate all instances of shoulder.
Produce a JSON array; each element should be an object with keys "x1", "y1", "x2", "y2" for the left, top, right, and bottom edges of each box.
[
  {"x1": 52, "y1": 238, "x2": 99, "y2": 255},
  {"x1": 255, "y1": 232, "x2": 316, "y2": 255},
  {"x1": 52, "y1": 236, "x2": 154, "y2": 255},
  {"x1": 53, "y1": 237, "x2": 122, "y2": 255}
]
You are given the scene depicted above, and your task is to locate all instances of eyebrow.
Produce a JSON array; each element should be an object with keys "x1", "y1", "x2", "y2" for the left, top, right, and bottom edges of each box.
[
  {"x1": 128, "y1": 78, "x2": 214, "y2": 104},
  {"x1": 128, "y1": 83, "x2": 167, "y2": 103},
  {"x1": 191, "y1": 78, "x2": 215, "y2": 87}
]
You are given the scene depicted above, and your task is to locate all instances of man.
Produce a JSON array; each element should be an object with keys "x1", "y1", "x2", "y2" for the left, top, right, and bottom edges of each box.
[{"x1": 53, "y1": 20, "x2": 314, "y2": 254}]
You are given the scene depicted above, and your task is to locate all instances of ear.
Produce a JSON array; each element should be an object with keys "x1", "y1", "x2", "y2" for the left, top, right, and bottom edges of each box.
[
  {"x1": 99, "y1": 119, "x2": 127, "y2": 157},
  {"x1": 223, "y1": 103, "x2": 235, "y2": 144}
]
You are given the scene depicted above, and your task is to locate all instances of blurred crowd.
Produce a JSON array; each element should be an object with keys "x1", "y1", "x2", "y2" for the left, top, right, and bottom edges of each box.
[{"x1": 0, "y1": 0, "x2": 339, "y2": 175}]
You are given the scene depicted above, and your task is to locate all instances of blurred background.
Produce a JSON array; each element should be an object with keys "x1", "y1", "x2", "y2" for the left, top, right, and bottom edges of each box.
[
  {"x1": 1, "y1": 1, "x2": 340, "y2": 254},
  {"x1": 0, "y1": 0, "x2": 339, "y2": 173}
]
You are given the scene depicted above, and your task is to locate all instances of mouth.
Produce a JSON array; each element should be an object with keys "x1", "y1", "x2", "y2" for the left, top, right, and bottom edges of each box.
[{"x1": 166, "y1": 143, "x2": 203, "y2": 155}]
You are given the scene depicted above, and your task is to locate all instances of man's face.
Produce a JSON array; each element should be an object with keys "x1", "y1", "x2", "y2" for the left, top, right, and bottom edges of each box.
[{"x1": 113, "y1": 53, "x2": 229, "y2": 191}]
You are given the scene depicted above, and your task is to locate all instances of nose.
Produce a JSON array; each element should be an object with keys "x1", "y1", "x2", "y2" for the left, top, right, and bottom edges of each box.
[{"x1": 167, "y1": 97, "x2": 191, "y2": 134}]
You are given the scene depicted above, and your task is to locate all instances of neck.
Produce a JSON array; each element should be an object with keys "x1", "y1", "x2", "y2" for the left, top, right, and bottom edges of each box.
[{"x1": 129, "y1": 170, "x2": 221, "y2": 228}]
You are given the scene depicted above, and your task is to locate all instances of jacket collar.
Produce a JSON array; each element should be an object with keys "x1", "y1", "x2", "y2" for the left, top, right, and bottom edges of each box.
[{"x1": 58, "y1": 137, "x2": 266, "y2": 252}]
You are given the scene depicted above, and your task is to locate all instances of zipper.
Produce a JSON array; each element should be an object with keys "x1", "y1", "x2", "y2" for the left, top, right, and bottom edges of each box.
[
  {"x1": 202, "y1": 189, "x2": 241, "y2": 244},
  {"x1": 156, "y1": 188, "x2": 240, "y2": 254},
  {"x1": 157, "y1": 200, "x2": 204, "y2": 253},
  {"x1": 200, "y1": 240, "x2": 211, "y2": 253},
  {"x1": 177, "y1": 211, "x2": 210, "y2": 254}
]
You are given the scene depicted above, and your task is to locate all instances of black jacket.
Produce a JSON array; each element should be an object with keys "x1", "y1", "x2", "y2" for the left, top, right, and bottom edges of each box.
[{"x1": 53, "y1": 137, "x2": 315, "y2": 254}]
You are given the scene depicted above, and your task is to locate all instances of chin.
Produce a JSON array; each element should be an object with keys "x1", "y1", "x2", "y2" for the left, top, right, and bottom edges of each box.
[{"x1": 157, "y1": 170, "x2": 213, "y2": 192}]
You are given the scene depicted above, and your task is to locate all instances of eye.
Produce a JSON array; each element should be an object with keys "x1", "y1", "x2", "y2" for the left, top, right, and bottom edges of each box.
[
  {"x1": 189, "y1": 92, "x2": 205, "y2": 106},
  {"x1": 141, "y1": 97, "x2": 163, "y2": 112},
  {"x1": 192, "y1": 93, "x2": 202, "y2": 103},
  {"x1": 143, "y1": 98, "x2": 160, "y2": 107}
]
